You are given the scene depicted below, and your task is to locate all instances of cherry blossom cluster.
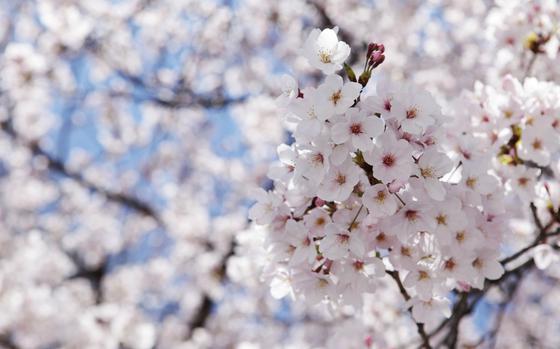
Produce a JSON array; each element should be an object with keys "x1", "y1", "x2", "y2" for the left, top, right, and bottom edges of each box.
[
  {"x1": 448, "y1": 74, "x2": 560, "y2": 269},
  {"x1": 250, "y1": 27, "x2": 507, "y2": 325},
  {"x1": 485, "y1": 0, "x2": 560, "y2": 83}
]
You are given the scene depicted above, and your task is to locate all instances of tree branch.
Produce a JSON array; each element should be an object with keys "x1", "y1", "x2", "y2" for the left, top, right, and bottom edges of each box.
[
  {"x1": 185, "y1": 240, "x2": 236, "y2": 339},
  {"x1": 387, "y1": 270, "x2": 432, "y2": 349},
  {"x1": 0, "y1": 120, "x2": 163, "y2": 225}
]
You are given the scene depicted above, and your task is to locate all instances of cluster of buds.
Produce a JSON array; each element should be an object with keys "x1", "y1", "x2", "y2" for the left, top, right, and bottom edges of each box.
[{"x1": 344, "y1": 42, "x2": 386, "y2": 87}]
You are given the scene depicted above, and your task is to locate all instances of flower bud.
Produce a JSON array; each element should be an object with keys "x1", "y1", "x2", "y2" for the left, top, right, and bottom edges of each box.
[{"x1": 367, "y1": 43, "x2": 385, "y2": 69}]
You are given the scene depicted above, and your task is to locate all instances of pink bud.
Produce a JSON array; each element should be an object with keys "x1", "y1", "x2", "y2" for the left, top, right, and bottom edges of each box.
[{"x1": 314, "y1": 197, "x2": 326, "y2": 207}]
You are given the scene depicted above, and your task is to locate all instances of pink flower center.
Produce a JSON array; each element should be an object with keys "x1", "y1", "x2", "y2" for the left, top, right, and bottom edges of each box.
[
  {"x1": 405, "y1": 210, "x2": 418, "y2": 221},
  {"x1": 406, "y1": 108, "x2": 418, "y2": 119},
  {"x1": 337, "y1": 233, "x2": 350, "y2": 244},
  {"x1": 384, "y1": 99, "x2": 392, "y2": 111},
  {"x1": 444, "y1": 258, "x2": 456, "y2": 271},
  {"x1": 353, "y1": 260, "x2": 364, "y2": 271},
  {"x1": 335, "y1": 173, "x2": 346, "y2": 185},
  {"x1": 349, "y1": 123, "x2": 362, "y2": 135},
  {"x1": 313, "y1": 153, "x2": 324, "y2": 164},
  {"x1": 382, "y1": 154, "x2": 395, "y2": 167}
]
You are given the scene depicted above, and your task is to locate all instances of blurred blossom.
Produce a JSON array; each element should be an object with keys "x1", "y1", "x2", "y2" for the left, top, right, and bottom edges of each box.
[{"x1": 0, "y1": 0, "x2": 559, "y2": 348}]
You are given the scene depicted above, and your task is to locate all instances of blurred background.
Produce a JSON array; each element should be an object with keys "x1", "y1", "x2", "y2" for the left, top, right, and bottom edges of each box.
[{"x1": 0, "y1": 0, "x2": 558, "y2": 348}]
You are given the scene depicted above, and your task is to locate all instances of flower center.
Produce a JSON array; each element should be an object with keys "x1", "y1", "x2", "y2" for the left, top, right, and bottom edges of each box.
[
  {"x1": 420, "y1": 167, "x2": 434, "y2": 178},
  {"x1": 349, "y1": 123, "x2": 362, "y2": 135},
  {"x1": 353, "y1": 260, "x2": 364, "y2": 271},
  {"x1": 465, "y1": 177, "x2": 477, "y2": 189},
  {"x1": 384, "y1": 98, "x2": 392, "y2": 111},
  {"x1": 418, "y1": 270, "x2": 430, "y2": 280},
  {"x1": 406, "y1": 107, "x2": 418, "y2": 119},
  {"x1": 337, "y1": 233, "x2": 350, "y2": 244},
  {"x1": 444, "y1": 258, "x2": 456, "y2": 271},
  {"x1": 319, "y1": 50, "x2": 332, "y2": 63},
  {"x1": 472, "y1": 258, "x2": 483, "y2": 269},
  {"x1": 532, "y1": 139, "x2": 543, "y2": 150},
  {"x1": 518, "y1": 177, "x2": 529, "y2": 186},
  {"x1": 313, "y1": 153, "x2": 324, "y2": 164},
  {"x1": 436, "y1": 214, "x2": 447, "y2": 226},
  {"x1": 375, "y1": 190, "x2": 386, "y2": 203},
  {"x1": 335, "y1": 173, "x2": 346, "y2": 185},
  {"x1": 401, "y1": 246, "x2": 411, "y2": 257},
  {"x1": 382, "y1": 154, "x2": 395, "y2": 167},
  {"x1": 405, "y1": 210, "x2": 418, "y2": 221},
  {"x1": 330, "y1": 90, "x2": 342, "y2": 105}
]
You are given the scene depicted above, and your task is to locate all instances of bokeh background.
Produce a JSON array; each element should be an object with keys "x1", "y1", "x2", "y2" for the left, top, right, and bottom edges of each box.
[{"x1": 0, "y1": 0, "x2": 559, "y2": 348}]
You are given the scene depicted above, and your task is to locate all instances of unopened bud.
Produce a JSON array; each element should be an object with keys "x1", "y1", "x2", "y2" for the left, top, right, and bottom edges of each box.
[{"x1": 367, "y1": 43, "x2": 386, "y2": 69}]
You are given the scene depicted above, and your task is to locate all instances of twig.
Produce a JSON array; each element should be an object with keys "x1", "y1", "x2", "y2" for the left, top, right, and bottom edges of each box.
[
  {"x1": 348, "y1": 205, "x2": 364, "y2": 231},
  {"x1": 387, "y1": 270, "x2": 432, "y2": 349},
  {"x1": 0, "y1": 120, "x2": 163, "y2": 225}
]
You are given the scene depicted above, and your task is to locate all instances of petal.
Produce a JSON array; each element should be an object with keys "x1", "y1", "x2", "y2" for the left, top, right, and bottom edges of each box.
[
  {"x1": 316, "y1": 28, "x2": 338, "y2": 51},
  {"x1": 342, "y1": 81, "x2": 363, "y2": 101},
  {"x1": 352, "y1": 134, "x2": 373, "y2": 151},
  {"x1": 291, "y1": 246, "x2": 310, "y2": 265},
  {"x1": 330, "y1": 144, "x2": 349, "y2": 166},
  {"x1": 295, "y1": 119, "x2": 321, "y2": 142},
  {"x1": 425, "y1": 178, "x2": 446, "y2": 201},
  {"x1": 277, "y1": 144, "x2": 294, "y2": 164},
  {"x1": 484, "y1": 260, "x2": 504, "y2": 280},
  {"x1": 349, "y1": 235, "x2": 366, "y2": 257},
  {"x1": 270, "y1": 275, "x2": 292, "y2": 299},
  {"x1": 363, "y1": 116, "x2": 385, "y2": 138},
  {"x1": 330, "y1": 122, "x2": 350, "y2": 144},
  {"x1": 332, "y1": 41, "x2": 351, "y2": 63}
]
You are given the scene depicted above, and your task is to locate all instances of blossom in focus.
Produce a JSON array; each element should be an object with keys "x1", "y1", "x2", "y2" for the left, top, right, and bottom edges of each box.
[{"x1": 303, "y1": 27, "x2": 351, "y2": 75}]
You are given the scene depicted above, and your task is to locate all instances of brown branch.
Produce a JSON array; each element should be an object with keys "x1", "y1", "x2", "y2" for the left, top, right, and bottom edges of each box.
[
  {"x1": 0, "y1": 335, "x2": 19, "y2": 349},
  {"x1": 387, "y1": 270, "x2": 432, "y2": 349},
  {"x1": 67, "y1": 258, "x2": 108, "y2": 304},
  {"x1": 113, "y1": 71, "x2": 247, "y2": 109},
  {"x1": 486, "y1": 279, "x2": 522, "y2": 349},
  {"x1": 185, "y1": 239, "x2": 236, "y2": 339},
  {"x1": 500, "y1": 202, "x2": 559, "y2": 266},
  {"x1": 500, "y1": 228, "x2": 560, "y2": 265},
  {"x1": 0, "y1": 120, "x2": 163, "y2": 225}
]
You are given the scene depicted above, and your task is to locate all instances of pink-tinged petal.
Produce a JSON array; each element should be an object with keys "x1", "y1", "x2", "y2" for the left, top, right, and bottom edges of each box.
[
  {"x1": 363, "y1": 116, "x2": 385, "y2": 138},
  {"x1": 425, "y1": 178, "x2": 446, "y2": 201},
  {"x1": 349, "y1": 235, "x2": 366, "y2": 258},
  {"x1": 330, "y1": 122, "x2": 350, "y2": 144},
  {"x1": 484, "y1": 260, "x2": 504, "y2": 280}
]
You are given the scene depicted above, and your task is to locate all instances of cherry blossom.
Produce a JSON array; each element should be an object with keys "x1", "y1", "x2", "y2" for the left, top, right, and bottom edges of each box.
[
  {"x1": 315, "y1": 74, "x2": 362, "y2": 120},
  {"x1": 330, "y1": 107, "x2": 384, "y2": 151},
  {"x1": 303, "y1": 27, "x2": 351, "y2": 75}
]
